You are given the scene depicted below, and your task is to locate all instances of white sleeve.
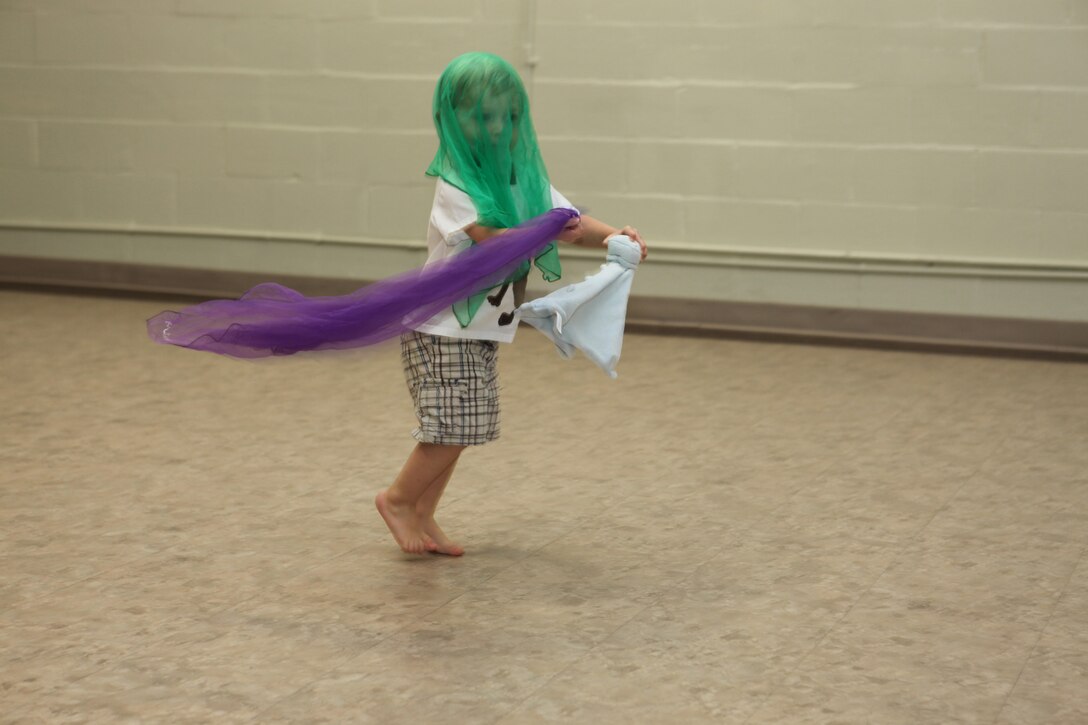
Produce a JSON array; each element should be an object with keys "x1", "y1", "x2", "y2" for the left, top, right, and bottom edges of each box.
[
  {"x1": 550, "y1": 186, "x2": 577, "y2": 212},
  {"x1": 431, "y1": 180, "x2": 478, "y2": 246}
]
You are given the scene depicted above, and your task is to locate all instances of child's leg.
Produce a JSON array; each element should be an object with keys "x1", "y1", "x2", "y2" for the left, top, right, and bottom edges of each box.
[
  {"x1": 415, "y1": 457, "x2": 465, "y2": 556},
  {"x1": 376, "y1": 442, "x2": 464, "y2": 554},
  {"x1": 392, "y1": 330, "x2": 497, "y2": 556}
]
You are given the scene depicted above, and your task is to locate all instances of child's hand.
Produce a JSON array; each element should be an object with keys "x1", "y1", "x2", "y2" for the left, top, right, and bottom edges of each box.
[
  {"x1": 617, "y1": 225, "x2": 647, "y2": 261},
  {"x1": 556, "y1": 217, "x2": 583, "y2": 243}
]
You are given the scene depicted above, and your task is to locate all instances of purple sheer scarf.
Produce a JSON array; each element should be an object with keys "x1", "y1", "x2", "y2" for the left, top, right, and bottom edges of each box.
[{"x1": 147, "y1": 208, "x2": 578, "y2": 359}]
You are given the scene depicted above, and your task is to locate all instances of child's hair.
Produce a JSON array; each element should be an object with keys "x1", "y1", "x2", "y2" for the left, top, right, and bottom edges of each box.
[
  {"x1": 443, "y1": 53, "x2": 524, "y2": 112},
  {"x1": 426, "y1": 52, "x2": 550, "y2": 231}
]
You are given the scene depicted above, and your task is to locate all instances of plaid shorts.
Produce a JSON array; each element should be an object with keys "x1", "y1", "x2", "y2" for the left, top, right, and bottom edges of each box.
[{"x1": 400, "y1": 331, "x2": 500, "y2": 446}]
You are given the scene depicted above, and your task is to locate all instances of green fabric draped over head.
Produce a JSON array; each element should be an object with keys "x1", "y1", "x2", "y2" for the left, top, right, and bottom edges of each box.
[{"x1": 426, "y1": 52, "x2": 562, "y2": 327}]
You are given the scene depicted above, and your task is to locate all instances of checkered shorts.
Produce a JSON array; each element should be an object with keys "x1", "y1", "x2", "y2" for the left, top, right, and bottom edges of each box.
[{"x1": 400, "y1": 331, "x2": 500, "y2": 446}]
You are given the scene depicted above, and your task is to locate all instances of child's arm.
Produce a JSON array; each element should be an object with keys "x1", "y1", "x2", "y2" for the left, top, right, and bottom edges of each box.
[
  {"x1": 570, "y1": 216, "x2": 648, "y2": 261},
  {"x1": 463, "y1": 219, "x2": 581, "y2": 243},
  {"x1": 466, "y1": 216, "x2": 647, "y2": 260},
  {"x1": 463, "y1": 224, "x2": 507, "y2": 243}
]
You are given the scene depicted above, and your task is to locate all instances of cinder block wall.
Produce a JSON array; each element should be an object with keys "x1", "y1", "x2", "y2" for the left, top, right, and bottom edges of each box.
[{"x1": 1, "y1": 0, "x2": 1086, "y2": 324}]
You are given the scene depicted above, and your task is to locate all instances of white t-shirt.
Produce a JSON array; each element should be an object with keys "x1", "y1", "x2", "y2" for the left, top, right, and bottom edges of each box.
[{"x1": 413, "y1": 178, "x2": 576, "y2": 343}]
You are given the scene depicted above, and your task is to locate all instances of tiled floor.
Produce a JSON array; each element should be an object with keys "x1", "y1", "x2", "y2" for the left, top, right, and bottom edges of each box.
[{"x1": 1, "y1": 287, "x2": 1086, "y2": 724}]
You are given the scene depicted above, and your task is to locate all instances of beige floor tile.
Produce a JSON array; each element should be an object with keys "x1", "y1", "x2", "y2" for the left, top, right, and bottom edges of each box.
[
  {"x1": 995, "y1": 647, "x2": 1088, "y2": 725},
  {"x1": 745, "y1": 676, "x2": 1013, "y2": 724},
  {"x1": 259, "y1": 618, "x2": 594, "y2": 723},
  {"x1": 1037, "y1": 558, "x2": 1088, "y2": 653},
  {"x1": 840, "y1": 558, "x2": 1070, "y2": 649},
  {"x1": 498, "y1": 646, "x2": 756, "y2": 724}
]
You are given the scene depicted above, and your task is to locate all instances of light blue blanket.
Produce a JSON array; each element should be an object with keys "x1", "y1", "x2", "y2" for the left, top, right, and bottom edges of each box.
[{"x1": 516, "y1": 235, "x2": 642, "y2": 378}]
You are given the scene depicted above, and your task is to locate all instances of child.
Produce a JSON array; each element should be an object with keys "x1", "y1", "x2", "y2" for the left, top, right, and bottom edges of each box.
[{"x1": 375, "y1": 52, "x2": 647, "y2": 556}]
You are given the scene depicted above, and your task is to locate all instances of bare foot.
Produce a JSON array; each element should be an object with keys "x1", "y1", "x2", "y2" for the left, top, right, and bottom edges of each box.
[
  {"x1": 375, "y1": 491, "x2": 436, "y2": 555},
  {"x1": 419, "y1": 516, "x2": 465, "y2": 556}
]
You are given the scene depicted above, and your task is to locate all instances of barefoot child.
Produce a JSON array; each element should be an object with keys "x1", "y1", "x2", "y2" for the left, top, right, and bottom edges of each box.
[{"x1": 375, "y1": 52, "x2": 647, "y2": 556}]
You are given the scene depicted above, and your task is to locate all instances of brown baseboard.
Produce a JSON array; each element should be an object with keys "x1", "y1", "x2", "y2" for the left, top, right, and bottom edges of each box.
[
  {"x1": 2, "y1": 254, "x2": 1086, "y2": 361},
  {"x1": 0, "y1": 254, "x2": 364, "y2": 299},
  {"x1": 624, "y1": 297, "x2": 1088, "y2": 361}
]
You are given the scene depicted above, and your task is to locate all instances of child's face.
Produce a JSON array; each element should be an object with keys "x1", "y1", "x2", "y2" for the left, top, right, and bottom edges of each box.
[{"x1": 455, "y1": 91, "x2": 521, "y2": 149}]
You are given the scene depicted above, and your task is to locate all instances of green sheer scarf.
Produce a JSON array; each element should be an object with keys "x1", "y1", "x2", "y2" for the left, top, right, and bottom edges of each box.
[{"x1": 425, "y1": 52, "x2": 562, "y2": 327}]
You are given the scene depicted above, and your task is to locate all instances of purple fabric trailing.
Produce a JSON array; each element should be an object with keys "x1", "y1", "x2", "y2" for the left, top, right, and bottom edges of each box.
[{"x1": 147, "y1": 208, "x2": 578, "y2": 358}]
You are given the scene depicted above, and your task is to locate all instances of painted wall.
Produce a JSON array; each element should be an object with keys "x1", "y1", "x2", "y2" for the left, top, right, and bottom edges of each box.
[{"x1": 1, "y1": 1, "x2": 1086, "y2": 320}]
